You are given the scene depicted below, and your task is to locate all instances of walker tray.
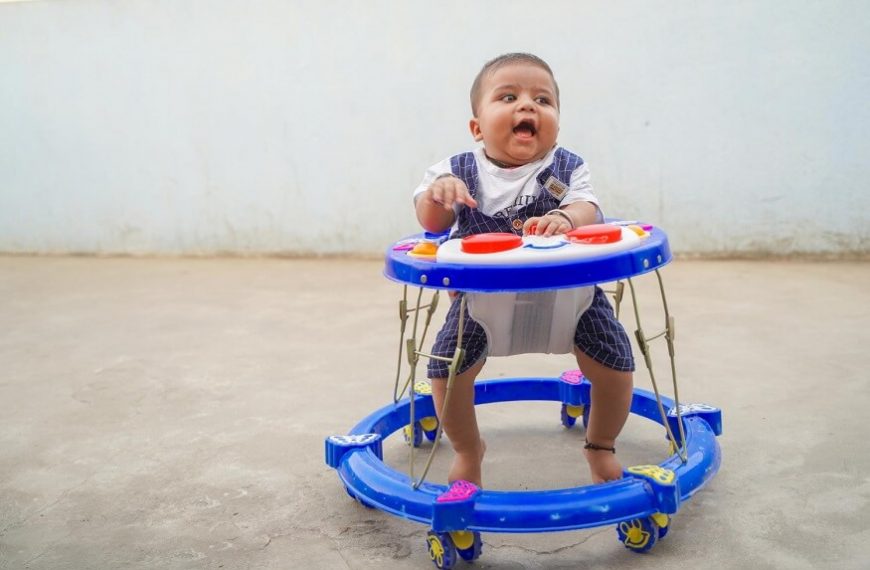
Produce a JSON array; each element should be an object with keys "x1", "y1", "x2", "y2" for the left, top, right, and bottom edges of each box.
[{"x1": 384, "y1": 222, "x2": 672, "y2": 292}]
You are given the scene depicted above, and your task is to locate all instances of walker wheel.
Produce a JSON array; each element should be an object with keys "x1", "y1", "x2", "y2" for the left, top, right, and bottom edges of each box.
[
  {"x1": 421, "y1": 416, "x2": 439, "y2": 442},
  {"x1": 451, "y1": 530, "x2": 482, "y2": 562},
  {"x1": 559, "y1": 403, "x2": 589, "y2": 429},
  {"x1": 344, "y1": 486, "x2": 374, "y2": 509},
  {"x1": 616, "y1": 515, "x2": 663, "y2": 553},
  {"x1": 403, "y1": 422, "x2": 423, "y2": 447},
  {"x1": 426, "y1": 531, "x2": 457, "y2": 569},
  {"x1": 560, "y1": 403, "x2": 577, "y2": 427},
  {"x1": 651, "y1": 513, "x2": 671, "y2": 539}
]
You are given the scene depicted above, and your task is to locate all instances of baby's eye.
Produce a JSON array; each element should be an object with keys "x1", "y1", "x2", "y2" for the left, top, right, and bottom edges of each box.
[
  {"x1": 500, "y1": 94, "x2": 516, "y2": 102},
  {"x1": 535, "y1": 96, "x2": 551, "y2": 105}
]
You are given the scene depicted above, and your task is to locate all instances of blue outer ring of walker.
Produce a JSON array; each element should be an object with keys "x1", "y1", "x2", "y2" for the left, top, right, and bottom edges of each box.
[
  {"x1": 327, "y1": 377, "x2": 722, "y2": 534},
  {"x1": 383, "y1": 224, "x2": 672, "y2": 293}
]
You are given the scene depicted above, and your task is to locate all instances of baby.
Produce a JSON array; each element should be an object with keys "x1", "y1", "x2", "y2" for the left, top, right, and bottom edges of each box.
[{"x1": 413, "y1": 53, "x2": 634, "y2": 485}]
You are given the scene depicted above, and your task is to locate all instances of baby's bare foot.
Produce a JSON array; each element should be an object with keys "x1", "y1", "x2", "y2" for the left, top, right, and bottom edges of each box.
[
  {"x1": 448, "y1": 438, "x2": 487, "y2": 487},
  {"x1": 583, "y1": 446, "x2": 623, "y2": 484}
]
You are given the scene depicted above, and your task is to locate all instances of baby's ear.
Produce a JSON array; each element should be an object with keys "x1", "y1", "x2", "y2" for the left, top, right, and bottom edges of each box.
[{"x1": 469, "y1": 118, "x2": 483, "y2": 142}]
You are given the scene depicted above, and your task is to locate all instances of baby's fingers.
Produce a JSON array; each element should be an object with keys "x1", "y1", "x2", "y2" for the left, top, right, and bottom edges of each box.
[
  {"x1": 538, "y1": 216, "x2": 570, "y2": 236},
  {"x1": 441, "y1": 178, "x2": 477, "y2": 209},
  {"x1": 430, "y1": 178, "x2": 476, "y2": 210},
  {"x1": 429, "y1": 185, "x2": 454, "y2": 210},
  {"x1": 522, "y1": 217, "x2": 542, "y2": 235},
  {"x1": 455, "y1": 185, "x2": 478, "y2": 208}
]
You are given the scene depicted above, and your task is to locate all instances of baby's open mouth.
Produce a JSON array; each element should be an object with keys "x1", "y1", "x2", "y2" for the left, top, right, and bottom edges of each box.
[{"x1": 513, "y1": 120, "x2": 537, "y2": 137}]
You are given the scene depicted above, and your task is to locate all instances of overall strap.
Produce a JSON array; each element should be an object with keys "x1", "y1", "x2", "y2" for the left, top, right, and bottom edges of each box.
[
  {"x1": 535, "y1": 147, "x2": 585, "y2": 194},
  {"x1": 449, "y1": 152, "x2": 479, "y2": 196},
  {"x1": 448, "y1": 152, "x2": 515, "y2": 237},
  {"x1": 522, "y1": 148, "x2": 586, "y2": 218}
]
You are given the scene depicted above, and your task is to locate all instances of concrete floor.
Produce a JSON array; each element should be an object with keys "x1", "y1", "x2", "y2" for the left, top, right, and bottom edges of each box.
[{"x1": 1, "y1": 256, "x2": 868, "y2": 570}]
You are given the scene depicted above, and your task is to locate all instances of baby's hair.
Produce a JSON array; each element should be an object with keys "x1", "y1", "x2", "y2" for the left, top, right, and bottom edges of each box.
[{"x1": 470, "y1": 53, "x2": 560, "y2": 116}]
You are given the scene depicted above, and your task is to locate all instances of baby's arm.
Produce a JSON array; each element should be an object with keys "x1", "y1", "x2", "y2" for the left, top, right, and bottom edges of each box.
[
  {"x1": 415, "y1": 174, "x2": 478, "y2": 233},
  {"x1": 560, "y1": 201, "x2": 599, "y2": 227}
]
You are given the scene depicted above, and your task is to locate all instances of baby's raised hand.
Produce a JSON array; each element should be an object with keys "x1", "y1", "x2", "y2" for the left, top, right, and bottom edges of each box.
[{"x1": 427, "y1": 174, "x2": 478, "y2": 210}]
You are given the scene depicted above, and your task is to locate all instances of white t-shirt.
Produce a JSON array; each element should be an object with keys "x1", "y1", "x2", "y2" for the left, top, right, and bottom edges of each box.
[{"x1": 413, "y1": 146, "x2": 604, "y2": 222}]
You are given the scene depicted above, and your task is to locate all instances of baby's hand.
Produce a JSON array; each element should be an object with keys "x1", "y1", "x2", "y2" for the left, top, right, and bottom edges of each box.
[
  {"x1": 426, "y1": 175, "x2": 478, "y2": 211},
  {"x1": 523, "y1": 212, "x2": 572, "y2": 237}
]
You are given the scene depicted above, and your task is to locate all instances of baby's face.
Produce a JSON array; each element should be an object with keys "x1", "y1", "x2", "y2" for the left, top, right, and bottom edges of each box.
[{"x1": 470, "y1": 63, "x2": 559, "y2": 167}]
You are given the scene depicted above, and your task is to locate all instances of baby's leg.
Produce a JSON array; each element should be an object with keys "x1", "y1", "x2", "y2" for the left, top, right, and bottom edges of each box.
[
  {"x1": 574, "y1": 350, "x2": 633, "y2": 483},
  {"x1": 430, "y1": 358, "x2": 487, "y2": 487}
]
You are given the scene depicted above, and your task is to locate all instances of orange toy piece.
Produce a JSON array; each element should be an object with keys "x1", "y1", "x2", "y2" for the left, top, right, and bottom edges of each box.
[{"x1": 408, "y1": 241, "x2": 439, "y2": 259}]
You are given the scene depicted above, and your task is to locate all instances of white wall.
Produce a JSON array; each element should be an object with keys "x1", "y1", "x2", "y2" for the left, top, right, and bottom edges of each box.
[{"x1": 1, "y1": 0, "x2": 868, "y2": 255}]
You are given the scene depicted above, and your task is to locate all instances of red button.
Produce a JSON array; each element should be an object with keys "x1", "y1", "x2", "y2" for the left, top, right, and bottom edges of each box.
[
  {"x1": 566, "y1": 224, "x2": 622, "y2": 244},
  {"x1": 461, "y1": 233, "x2": 523, "y2": 254}
]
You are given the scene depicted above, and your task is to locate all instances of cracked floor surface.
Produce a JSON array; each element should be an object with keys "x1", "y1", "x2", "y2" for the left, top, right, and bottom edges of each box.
[{"x1": 1, "y1": 257, "x2": 868, "y2": 569}]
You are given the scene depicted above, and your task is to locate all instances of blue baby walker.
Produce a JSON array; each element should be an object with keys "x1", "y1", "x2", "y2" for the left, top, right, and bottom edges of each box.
[{"x1": 325, "y1": 222, "x2": 722, "y2": 568}]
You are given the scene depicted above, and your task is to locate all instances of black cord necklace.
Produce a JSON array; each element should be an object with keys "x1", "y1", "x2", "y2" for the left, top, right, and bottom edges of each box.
[{"x1": 484, "y1": 153, "x2": 518, "y2": 169}]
